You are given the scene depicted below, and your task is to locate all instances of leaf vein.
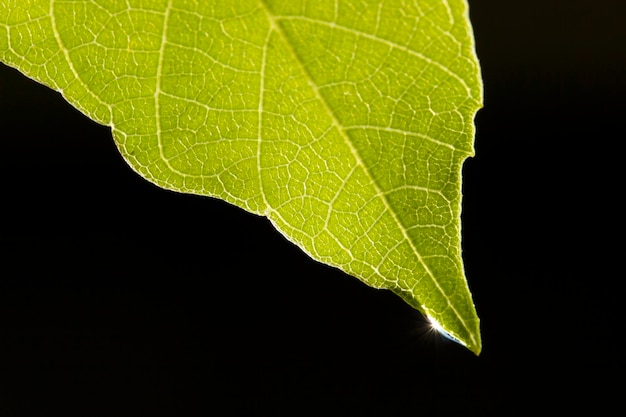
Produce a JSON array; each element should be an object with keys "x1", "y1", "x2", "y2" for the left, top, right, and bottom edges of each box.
[
  {"x1": 49, "y1": 0, "x2": 112, "y2": 124},
  {"x1": 273, "y1": 14, "x2": 472, "y2": 97},
  {"x1": 259, "y1": 1, "x2": 471, "y2": 335}
]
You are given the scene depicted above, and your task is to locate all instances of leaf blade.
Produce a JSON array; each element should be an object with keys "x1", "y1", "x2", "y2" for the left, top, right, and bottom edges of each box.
[{"x1": 0, "y1": 0, "x2": 482, "y2": 353}]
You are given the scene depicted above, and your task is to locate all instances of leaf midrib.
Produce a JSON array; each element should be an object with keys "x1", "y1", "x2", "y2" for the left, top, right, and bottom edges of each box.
[{"x1": 257, "y1": 1, "x2": 474, "y2": 345}]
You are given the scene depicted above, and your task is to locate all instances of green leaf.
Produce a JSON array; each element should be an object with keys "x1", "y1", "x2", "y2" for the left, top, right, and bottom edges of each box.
[{"x1": 0, "y1": 0, "x2": 482, "y2": 354}]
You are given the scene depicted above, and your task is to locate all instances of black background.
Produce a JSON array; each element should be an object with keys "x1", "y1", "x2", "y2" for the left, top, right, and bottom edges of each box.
[{"x1": 1, "y1": 1, "x2": 623, "y2": 415}]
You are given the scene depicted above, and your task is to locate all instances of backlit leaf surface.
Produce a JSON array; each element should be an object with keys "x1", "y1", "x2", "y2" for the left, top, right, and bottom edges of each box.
[{"x1": 0, "y1": 0, "x2": 482, "y2": 353}]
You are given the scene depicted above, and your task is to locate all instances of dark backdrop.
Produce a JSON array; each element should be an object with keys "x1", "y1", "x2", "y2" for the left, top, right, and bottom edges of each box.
[{"x1": 1, "y1": 1, "x2": 623, "y2": 415}]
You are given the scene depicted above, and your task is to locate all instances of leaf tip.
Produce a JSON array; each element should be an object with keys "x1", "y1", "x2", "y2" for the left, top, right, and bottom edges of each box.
[{"x1": 427, "y1": 315, "x2": 482, "y2": 355}]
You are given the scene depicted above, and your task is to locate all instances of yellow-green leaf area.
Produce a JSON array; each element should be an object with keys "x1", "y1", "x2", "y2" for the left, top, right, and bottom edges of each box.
[{"x1": 0, "y1": 0, "x2": 483, "y2": 354}]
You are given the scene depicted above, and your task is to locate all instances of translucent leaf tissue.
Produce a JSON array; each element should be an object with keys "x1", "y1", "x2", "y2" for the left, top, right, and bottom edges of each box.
[{"x1": 0, "y1": 0, "x2": 483, "y2": 354}]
